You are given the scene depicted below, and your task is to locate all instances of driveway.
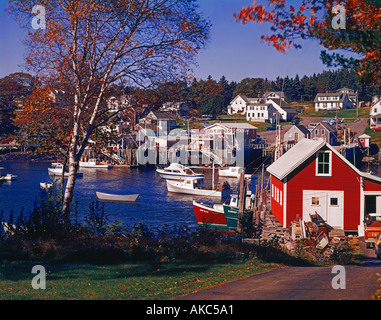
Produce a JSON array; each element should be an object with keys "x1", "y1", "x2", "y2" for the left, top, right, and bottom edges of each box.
[{"x1": 179, "y1": 241, "x2": 381, "y2": 300}]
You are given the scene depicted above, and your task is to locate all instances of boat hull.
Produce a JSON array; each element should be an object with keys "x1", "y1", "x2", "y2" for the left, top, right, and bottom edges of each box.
[
  {"x1": 48, "y1": 168, "x2": 83, "y2": 177},
  {"x1": 223, "y1": 205, "x2": 253, "y2": 231},
  {"x1": 96, "y1": 192, "x2": 140, "y2": 202},
  {"x1": 193, "y1": 201, "x2": 228, "y2": 229},
  {"x1": 166, "y1": 180, "x2": 222, "y2": 197},
  {"x1": 156, "y1": 169, "x2": 204, "y2": 180},
  {"x1": 79, "y1": 161, "x2": 112, "y2": 169}
]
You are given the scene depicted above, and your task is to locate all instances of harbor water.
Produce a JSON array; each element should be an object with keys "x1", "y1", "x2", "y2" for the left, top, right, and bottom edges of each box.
[{"x1": 0, "y1": 161, "x2": 259, "y2": 230}]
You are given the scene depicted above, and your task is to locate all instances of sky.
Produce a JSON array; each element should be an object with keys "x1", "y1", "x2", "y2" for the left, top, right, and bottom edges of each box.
[{"x1": 0, "y1": 0, "x2": 332, "y2": 83}]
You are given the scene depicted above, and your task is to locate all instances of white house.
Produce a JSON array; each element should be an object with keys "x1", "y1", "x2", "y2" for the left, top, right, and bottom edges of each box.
[
  {"x1": 229, "y1": 93, "x2": 297, "y2": 123},
  {"x1": 264, "y1": 91, "x2": 285, "y2": 100},
  {"x1": 246, "y1": 102, "x2": 279, "y2": 123},
  {"x1": 160, "y1": 101, "x2": 190, "y2": 116},
  {"x1": 314, "y1": 91, "x2": 354, "y2": 111},
  {"x1": 227, "y1": 95, "x2": 261, "y2": 115},
  {"x1": 370, "y1": 99, "x2": 381, "y2": 131},
  {"x1": 267, "y1": 98, "x2": 298, "y2": 122}
]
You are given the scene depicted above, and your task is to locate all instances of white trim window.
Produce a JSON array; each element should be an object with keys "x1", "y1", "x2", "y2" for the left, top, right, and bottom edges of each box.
[{"x1": 316, "y1": 151, "x2": 332, "y2": 176}]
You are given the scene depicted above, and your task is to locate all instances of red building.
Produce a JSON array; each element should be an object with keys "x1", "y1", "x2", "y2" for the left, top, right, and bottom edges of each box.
[{"x1": 267, "y1": 138, "x2": 381, "y2": 236}]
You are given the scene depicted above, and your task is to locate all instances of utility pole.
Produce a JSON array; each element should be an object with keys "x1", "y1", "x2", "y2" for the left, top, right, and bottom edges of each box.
[{"x1": 237, "y1": 170, "x2": 246, "y2": 233}]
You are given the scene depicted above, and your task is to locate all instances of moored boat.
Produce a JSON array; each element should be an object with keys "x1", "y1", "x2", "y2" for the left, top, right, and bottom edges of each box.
[
  {"x1": 166, "y1": 176, "x2": 230, "y2": 198},
  {"x1": 40, "y1": 182, "x2": 53, "y2": 189},
  {"x1": 79, "y1": 159, "x2": 113, "y2": 169},
  {"x1": 223, "y1": 191, "x2": 254, "y2": 232},
  {"x1": 192, "y1": 201, "x2": 228, "y2": 229},
  {"x1": 48, "y1": 163, "x2": 83, "y2": 178},
  {"x1": 156, "y1": 163, "x2": 204, "y2": 180},
  {"x1": 193, "y1": 191, "x2": 254, "y2": 230},
  {"x1": 218, "y1": 166, "x2": 244, "y2": 178},
  {"x1": 0, "y1": 167, "x2": 17, "y2": 181},
  {"x1": 96, "y1": 191, "x2": 140, "y2": 202}
]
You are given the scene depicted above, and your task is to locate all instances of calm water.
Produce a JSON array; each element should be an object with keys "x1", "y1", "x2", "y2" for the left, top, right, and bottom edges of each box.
[{"x1": 0, "y1": 162, "x2": 257, "y2": 230}]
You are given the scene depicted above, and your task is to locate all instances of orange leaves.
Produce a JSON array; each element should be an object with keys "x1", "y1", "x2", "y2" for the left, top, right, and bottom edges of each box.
[{"x1": 235, "y1": 0, "x2": 381, "y2": 90}]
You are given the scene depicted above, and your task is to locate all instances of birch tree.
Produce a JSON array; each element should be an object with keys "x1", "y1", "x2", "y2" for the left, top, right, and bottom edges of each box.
[{"x1": 9, "y1": 0, "x2": 210, "y2": 216}]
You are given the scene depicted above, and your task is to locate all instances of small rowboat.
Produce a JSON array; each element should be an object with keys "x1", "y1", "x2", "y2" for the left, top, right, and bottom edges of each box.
[{"x1": 96, "y1": 191, "x2": 140, "y2": 202}]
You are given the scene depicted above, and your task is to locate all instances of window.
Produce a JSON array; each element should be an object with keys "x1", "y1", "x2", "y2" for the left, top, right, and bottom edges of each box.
[
  {"x1": 321, "y1": 129, "x2": 325, "y2": 135},
  {"x1": 316, "y1": 151, "x2": 332, "y2": 176},
  {"x1": 330, "y1": 198, "x2": 338, "y2": 206},
  {"x1": 312, "y1": 197, "x2": 320, "y2": 205}
]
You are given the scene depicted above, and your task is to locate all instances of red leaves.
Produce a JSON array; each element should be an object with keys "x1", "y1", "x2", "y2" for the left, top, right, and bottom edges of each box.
[{"x1": 234, "y1": 0, "x2": 381, "y2": 90}]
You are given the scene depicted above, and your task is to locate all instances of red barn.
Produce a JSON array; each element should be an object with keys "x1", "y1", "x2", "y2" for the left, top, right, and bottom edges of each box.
[{"x1": 267, "y1": 138, "x2": 381, "y2": 236}]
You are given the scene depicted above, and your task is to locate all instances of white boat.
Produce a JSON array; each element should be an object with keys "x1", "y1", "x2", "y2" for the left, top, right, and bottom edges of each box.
[
  {"x1": 48, "y1": 163, "x2": 83, "y2": 177},
  {"x1": 96, "y1": 191, "x2": 140, "y2": 202},
  {"x1": 166, "y1": 176, "x2": 230, "y2": 198},
  {"x1": 40, "y1": 182, "x2": 53, "y2": 189},
  {"x1": 218, "y1": 167, "x2": 244, "y2": 178},
  {"x1": 156, "y1": 163, "x2": 204, "y2": 180},
  {"x1": 0, "y1": 167, "x2": 17, "y2": 181},
  {"x1": 79, "y1": 159, "x2": 113, "y2": 169}
]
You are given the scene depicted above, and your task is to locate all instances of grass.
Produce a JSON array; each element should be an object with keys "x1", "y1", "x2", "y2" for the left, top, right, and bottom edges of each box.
[
  {"x1": 0, "y1": 258, "x2": 281, "y2": 300},
  {"x1": 301, "y1": 106, "x2": 371, "y2": 119},
  {"x1": 364, "y1": 125, "x2": 381, "y2": 147}
]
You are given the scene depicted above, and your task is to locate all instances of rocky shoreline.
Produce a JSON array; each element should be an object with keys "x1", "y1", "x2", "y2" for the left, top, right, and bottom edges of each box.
[{"x1": 0, "y1": 151, "x2": 58, "y2": 163}]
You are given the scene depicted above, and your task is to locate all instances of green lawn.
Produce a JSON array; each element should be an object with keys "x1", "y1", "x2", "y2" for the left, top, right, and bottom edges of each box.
[
  {"x1": 0, "y1": 259, "x2": 280, "y2": 300},
  {"x1": 301, "y1": 106, "x2": 371, "y2": 119}
]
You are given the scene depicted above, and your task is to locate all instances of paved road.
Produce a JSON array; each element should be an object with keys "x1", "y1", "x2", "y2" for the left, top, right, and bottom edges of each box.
[
  {"x1": 180, "y1": 242, "x2": 381, "y2": 300},
  {"x1": 180, "y1": 260, "x2": 381, "y2": 300}
]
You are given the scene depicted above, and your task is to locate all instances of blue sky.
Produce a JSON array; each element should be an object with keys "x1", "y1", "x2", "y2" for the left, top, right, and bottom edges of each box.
[{"x1": 0, "y1": 0, "x2": 330, "y2": 82}]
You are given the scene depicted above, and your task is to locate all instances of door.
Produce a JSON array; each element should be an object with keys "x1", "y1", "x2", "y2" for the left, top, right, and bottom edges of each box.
[{"x1": 303, "y1": 190, "x2": 344, "y2": 229}]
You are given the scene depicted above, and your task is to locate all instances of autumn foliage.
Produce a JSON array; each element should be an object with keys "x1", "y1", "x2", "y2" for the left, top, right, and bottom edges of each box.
[{"x1": 235, "y1": 0, "x2": 381, "y2": 90}]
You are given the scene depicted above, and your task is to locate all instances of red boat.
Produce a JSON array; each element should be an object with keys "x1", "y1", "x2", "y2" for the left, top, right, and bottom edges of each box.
[{"x1": 193, "y1": 200, "x2": 228, "y2": 229}]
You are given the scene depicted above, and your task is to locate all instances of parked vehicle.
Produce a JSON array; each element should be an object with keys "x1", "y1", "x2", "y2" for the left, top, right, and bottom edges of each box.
[
  {"x1": 290, "y1": 118, "x2": 300, "y2": 125},
  {"x1": 364, "y1": 213, "x2": 381, "y2": 248},
  {"x1": 266, "y1": 124, "x2": 277, "y2": 131},
  {"x1": 375, "y1": 232, "x2": 381, "y2": 259}
]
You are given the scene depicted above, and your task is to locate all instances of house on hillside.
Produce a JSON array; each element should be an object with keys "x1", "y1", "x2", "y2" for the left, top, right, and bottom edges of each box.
[
  {"x1": 267, "y1": 138, "x2": 381, "y2": 235},
  {"x1": 138, "y1": 111, "x2": 177, "y2": 134},
  {"x1": 246, "y1": 102, "x2": 279, "y2": 123},
  {"x1": 309, "y1": 122, "x2": 338, "y2": 145},
  {"x1": 229, "y1": 93, "x2": 297, "y2": 122},
  {"x1": 314, "y1": 91, "x2": 354, "y2": 111},
  {"x1": 370, "y1": 99, "x2": 381, "y2": 131},
  {"x1": 264, "y1": 91, "x2": 285, "y2": 100},
  {"x1": 284, "y1": 124, "x2": 310, "y2": 149},
  {"x1": 160, "y1": 101, "x2": 190, "y2": 116},
  {"x1": 227, "y1": 95, "x2": 262, "y2": 115},
  {"x1": 267, "y1": 98, "x2": 298, "y2": 122},
  {"x1": 201, "y1": 123, "x2": 257, "y2": 148},
  {"x1": 337, "y1": 87, "x2": 358, "y2": 105}
]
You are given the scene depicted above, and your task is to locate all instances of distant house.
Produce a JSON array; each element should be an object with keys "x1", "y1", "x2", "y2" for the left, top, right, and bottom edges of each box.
[
  {"x1": 267, "y1": 98, "x2": 298, "y2": 122},
  {"x1": 267, "y1": 138, "x2": 381, "y2": 235},
  {"x1": 160, "y1": 101, "x2": 190, "y2": 116},
  {"x1": 227, "y1": 95, "x2": 261, "y2": 115},
  {"x1": 106, "y1": 95, "x2": 135, "y2": 113},
  {"x1": 246, "y1": 102, "x2": 279, "y2": 123},
  {"x1": 370, "y1": 99, "x2": 381, "y2": 131},
  {"x1": 309, "y1": 122, "x2": 338, "y2": 145},
  {"x1": 284, "y1": 124, "x2": 310, "y2": 149},
  {"x1": 139, "y1": 111, "x2": 177, "y2": 134},
  {"x1": 229, "y1": 93, "x2": 297, "y2": 123},
  {"x1": 264, "y1": 91, "x2": 285, "y2": 100},
  {"x1": 314, "y1": 90, "x2": 355, "y2": 112},
  {"x1": 201, "y1": 122, "x2": 257, "y2": 148}
]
